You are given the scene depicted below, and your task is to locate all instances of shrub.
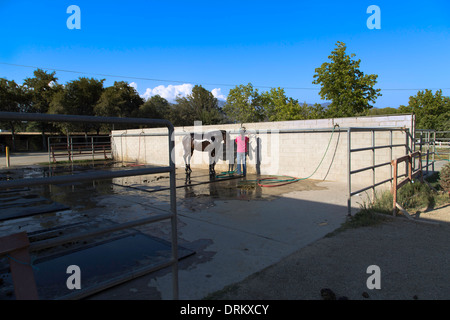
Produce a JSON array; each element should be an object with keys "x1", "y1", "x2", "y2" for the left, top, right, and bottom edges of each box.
[
  {"x1": 397, "y1": 180, "x2": 435, "y2": 210},
  {"x1": 439, "y1": 163, "x2": 450, "y2": 192}
]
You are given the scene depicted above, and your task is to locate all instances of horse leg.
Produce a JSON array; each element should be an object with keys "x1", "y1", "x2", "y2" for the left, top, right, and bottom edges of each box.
[
  {"x1": 183, "y1": 154, "x2": 188, "y2": 174},
  {"x1": 184, "y1": 150, "x2": 193, "y2": 174},
  {"x1": 183, "y1": 152, "x2": 188, "y2": 173},
  {"x1": 185, "y1": 171, "x2": 191, "y2": 184},
  {"x1": 209, "y1": 162, "x2": 216, "y2": 180},
  {"x1": 210, "y1": 149, "x2": 216, "y2": 178},
  {"x1": 184, "y1": 148, "x2": 194, "y2": 184},
  {"x1": 210, "y1": 147, "x2": 218, "y2": 179}
]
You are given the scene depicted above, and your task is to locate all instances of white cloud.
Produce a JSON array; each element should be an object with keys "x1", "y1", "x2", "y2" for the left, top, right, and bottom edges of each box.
[
  {"x1": 211, "y1": 88, "x2": 226, "y2": 101},
  {"x1": 135, "y1": 83, "x2": 226, "y2": 103},
  {"x1": 141, "y1": 83, "x2": 194, "y2": 102},
  {"x1": 129, "y1": 82, "x2": 138, "y2": 90}
]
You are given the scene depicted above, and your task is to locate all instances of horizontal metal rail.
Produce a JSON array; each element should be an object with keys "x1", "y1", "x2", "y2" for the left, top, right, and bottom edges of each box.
[
  {"x1": 29, "y1": 213, "x2": 173, "y2": 251},
  {"x1": 350, "y1": 161, "x2": 392, "y2": 175},
  {"x1": 57, "y1": 258, "x2": 177, "y2": 300},
  {"x1": 0, "y1": 111, "x2": 178, "y2": 300},
  {"x1": 0, "y1": 166, "x2": 171, "y2": 190},
  {"x1": 0, "y1": 111, "x2": 173, "y2": 127},
  {"x1": 350, "y1": 144, "x2": 405, "y2": 153},
  {"x1": 350, "y1": 177, "x2": 399, "y2": 197},
  {"x1": 111, "y1": 126, "x2": 407, "y2": 138}
]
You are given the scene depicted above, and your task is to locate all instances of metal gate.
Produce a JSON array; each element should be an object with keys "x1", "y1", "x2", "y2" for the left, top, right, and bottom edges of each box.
[{"x1": 0, "y1": 111, "x2": 178, "y2": 300}]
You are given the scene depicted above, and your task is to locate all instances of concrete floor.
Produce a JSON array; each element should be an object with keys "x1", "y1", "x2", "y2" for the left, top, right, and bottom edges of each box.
[
  {"x1": 4, "y1": 154, "x2": 445, "y2": 300},
  {"x1": 87, "y1": 169, "x2": 359, "y2": 300},
  {"x1": 0, "y1": 159, "x2": 365, "y2": 300}
]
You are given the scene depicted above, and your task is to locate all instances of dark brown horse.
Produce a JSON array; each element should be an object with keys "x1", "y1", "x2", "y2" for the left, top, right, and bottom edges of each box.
[{"x1": 182, "y1": 130, "x2": 228, "y2": 179}]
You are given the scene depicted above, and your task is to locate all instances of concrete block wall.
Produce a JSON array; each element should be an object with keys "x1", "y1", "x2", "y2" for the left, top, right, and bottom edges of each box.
[{"x1": 111, "y1": 114, "x2": 414, "y2": 186}]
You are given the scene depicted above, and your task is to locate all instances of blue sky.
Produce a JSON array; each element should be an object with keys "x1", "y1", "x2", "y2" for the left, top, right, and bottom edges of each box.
[{"x1": 1, "y1": 0, "x2": 449, "y2": 108}]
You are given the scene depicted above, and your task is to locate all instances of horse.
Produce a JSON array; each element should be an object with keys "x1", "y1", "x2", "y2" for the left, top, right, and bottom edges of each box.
[{"x1": 182, "y1": 129, "x2": 228, "y2": 180}]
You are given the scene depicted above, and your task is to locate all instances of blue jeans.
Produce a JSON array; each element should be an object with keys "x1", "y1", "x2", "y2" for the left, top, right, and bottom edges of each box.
[{"x1": 236, "y1": 152, "x2": 246, "y2": 176}]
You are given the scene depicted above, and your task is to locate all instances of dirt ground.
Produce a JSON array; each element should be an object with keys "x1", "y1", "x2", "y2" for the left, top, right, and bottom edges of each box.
[{"x1": 208, "y1": 204, "x2": 450, "y2": 300}]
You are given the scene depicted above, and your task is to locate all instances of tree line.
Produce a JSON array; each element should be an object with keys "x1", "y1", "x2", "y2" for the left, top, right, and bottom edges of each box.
[{"x1": 1, "y1": 42, "x2": 449, "y2": 147}]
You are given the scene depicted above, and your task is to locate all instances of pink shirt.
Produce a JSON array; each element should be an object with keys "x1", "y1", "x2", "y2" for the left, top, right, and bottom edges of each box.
[{"x1": 235, "y1": 136, "x2": 249, "y2": 153}]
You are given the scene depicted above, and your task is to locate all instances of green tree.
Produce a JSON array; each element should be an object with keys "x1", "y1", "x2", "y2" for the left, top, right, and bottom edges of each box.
[
  {"x1": 223, "y1": 83, "x2": 264, "y2": 123},
  {"x1": 94, "y1": 81, "x2": 143, "y2": 119},
  {"x1": 50, "y1": 77, "x2": 105, "y2": 135},
  {"x1": 174, "y1": 85, "x2": 224, "y2": 125},
  {"x1": 306, "y1": 103, "x2": 327, "y2": 119},
  {"x1": 313, "y1": 41, "x2": 381, "y2": 118},
  {"x1": 24, "y1": 69, "x2": 59, "y2": 149},
  {"x1": 0, "y1": 78, "x2": 30, "y2": 150},
  {"x1": 398, "y1": 89, "x2": 450, "y2": 130},
  {"x1": 139, "y1": 95, "x2": 170, "y2": 120},
  {"x1": 24, "y1": 69, "x2": 58, "y2": 114},
  {"x1": 366, "y1": 107, "x2": 400, "y2": 116},
  {"x1": 260, "y1": 87, "x2": 307, "y2": 121}
]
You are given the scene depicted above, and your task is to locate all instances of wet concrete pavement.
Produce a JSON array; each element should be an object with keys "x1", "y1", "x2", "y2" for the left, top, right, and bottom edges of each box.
[{"x1": 0, "y1": 162, "x2": 360, "y2": 300}]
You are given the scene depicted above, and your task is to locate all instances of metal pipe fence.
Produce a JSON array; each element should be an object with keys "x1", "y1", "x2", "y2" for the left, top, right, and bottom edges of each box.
[
  {"x1": 48, "y1": 135, "x2": 111, "y2": 163},
  {"x1": 415, "y1": 129, "x2": 436, "y2": 174},
  {"x1": 347, "y1": 127, "x2": 444, "y2": 215},
  {"x1": 0, "y1": 111, "x2": 178, "y2": 300},
  {"x1": 347, "y1": 127, "x2": 410, "y2": 215},
  {"x1": 391, "y1": 151, "x2": 423, "y2": 217},
  {"x1": 434, "y1": 131, "x2": 450, "y2": 162}
]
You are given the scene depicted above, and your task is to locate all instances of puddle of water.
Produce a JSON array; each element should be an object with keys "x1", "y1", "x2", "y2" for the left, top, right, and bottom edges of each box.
[
  {"x1": 0, "y1": 233, "x2": 194, "y2": 300},
  {"x1": 1, "y1": 165, "x2": 328, "y2": 223}
]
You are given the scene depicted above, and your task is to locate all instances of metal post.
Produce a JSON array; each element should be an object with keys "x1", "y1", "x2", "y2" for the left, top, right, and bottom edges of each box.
[
  {"x1": 92, "y1": 136, "x2": 95, "y2": 162},
  {"x1": 372, "y1": 130, "x2": 376, "y2": 203},
  {"x1": 392, "y1": 159, "x2": 398, "y2": 217},
  {"x1": 419, "y1": 132, "x2": 423, "y2": 175},
  {"x1": 0, "y1": 232, "x2": 39, "y2": 300},
  {"x1": 419, "y1": 132, "x2": 423, "y2": 153},
  {"x1": 70, "y1": 136, "x2": 74, "y2": 163},
  {"x1": 5, "y1": 146, "x2": 10, "y2": 168},
  {"x1": 347, "y1": 128, "x2": 352, "y2": 216},
  {"x1": 389, "y1": 130, "x2": 393, "y2": 187},
  {"x1": 432, "y1": 131, "x2": 436, "y2": 172},
  {"x1": 168, "y1": 127, "x2": 179, "y2": 300},
  {"x1": 408, "y1": 154, "x2": 412, "y2": 182},
  {"x1": 405, "y1": 129, "x2": 409, "y2": 178},
  {"x1": 48, "y1": 136, "x2": 51, "y2": 165}
]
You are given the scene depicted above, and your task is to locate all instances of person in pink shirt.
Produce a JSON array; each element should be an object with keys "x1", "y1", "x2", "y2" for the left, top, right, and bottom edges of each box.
[{"x1": 235, "y1": 128, "x2": 249, "y2": 176}]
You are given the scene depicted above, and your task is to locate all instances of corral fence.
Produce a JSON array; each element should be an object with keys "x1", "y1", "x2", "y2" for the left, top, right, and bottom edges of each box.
[
  {"x1": 415, "y1": 129, "x2": 436, "y2": 174},
  {"x1": 348, "y1": 127, "x2": 442, "y2": 216},
  {"x1": 415, "y1": 129, "x2": 450, "y2": 165},
  {"x1": 423, "y1": 130, "x2": 450, "y2": 162},
  {"x1": 0, "y1": 111, "x2": 178, "y2": 300},
  {"x1": 48, "y1": 135, "x2": 111, "y2": 163},
  {"x1": 391, "y1": 151, "x2": 423, "y2": 217},
  {"x1": 347, "y1": 127, "x2": 411, "y2": 215}
]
